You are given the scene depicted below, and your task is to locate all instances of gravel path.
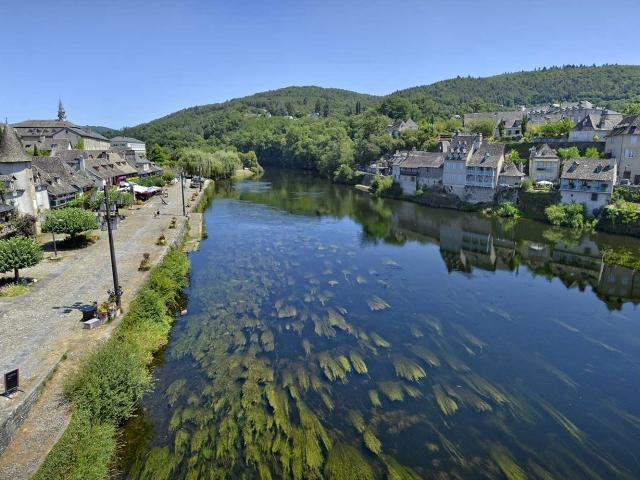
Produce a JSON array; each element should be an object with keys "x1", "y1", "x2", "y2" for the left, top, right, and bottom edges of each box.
[{"x1": 0, "y1": 182, "x2": 204, "y2": 479}]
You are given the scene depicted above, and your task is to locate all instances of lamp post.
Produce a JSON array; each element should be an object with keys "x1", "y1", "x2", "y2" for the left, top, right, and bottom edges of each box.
[
  {"x1": 51, "y1": 230, "x2": 57, "y2": 257},
  {"x1": 103, "y1": 183, "x2": 122, "y2": 308},
  {"x1": 180, "y1": 169, "x2": 187, "y2": 217}
]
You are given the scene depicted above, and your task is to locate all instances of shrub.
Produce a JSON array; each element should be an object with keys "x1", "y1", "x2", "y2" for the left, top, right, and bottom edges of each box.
[
  {"x1": 545, "y1": 203, "x2": 588, "y2": 229},
  {"x1": 138, "y1": 176, "x2": 165, "y2": 188},
  {"x1": 162, "y1": 172, "x2": 175, "y2": 183},
  {"x1": 0, "y1": 236, "x2": 43, "y2": 281},
  {"x1": 139, "y1": 252, "x2": 151, "y2": 271},
  {"x1": 370, "y1": 175, "x2": 393, "y2": 196},
  {"x1": 42, "y1": 208, "x2": 99, "y2": 242},
  {"x1": 494, "y1": 202, "x2": 520, "y2": 218},
  {"x1": 11, "y1": 214, "x2": 37, "y2": 237},
  {"x1": 333, "y1": 164, "x2": 354, "y2": 184},
  {"x1": 64, "y1": 341, "x2": 152, "y2": 424},
  {"x1": 602, "y1": 201, "x2": 639, "y2": 225},
  {"x1": 520, "y1": 179, "x2": 533, "y2": 191}
]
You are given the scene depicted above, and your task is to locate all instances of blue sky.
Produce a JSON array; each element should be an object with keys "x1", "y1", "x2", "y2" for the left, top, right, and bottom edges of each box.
[{"x1": 1, "y1": 0, "x2": 638, "y2": 127}]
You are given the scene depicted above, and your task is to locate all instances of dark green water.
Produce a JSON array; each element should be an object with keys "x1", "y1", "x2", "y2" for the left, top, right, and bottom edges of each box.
[{"x1": 120, "y1": 169, "x2": 640, "y2": 480}]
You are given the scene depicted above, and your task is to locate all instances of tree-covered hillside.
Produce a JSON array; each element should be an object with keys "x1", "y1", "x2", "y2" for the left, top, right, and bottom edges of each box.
[
  {"x1": 394, "y1": 65, "x2": 640, "y2": 113},
  {"x1": 120, "y1": 65, "x2": 640, "y2": 180}
]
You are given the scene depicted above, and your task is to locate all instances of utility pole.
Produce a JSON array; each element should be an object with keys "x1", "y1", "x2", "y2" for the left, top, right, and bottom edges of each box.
[
  {"x1": 180, "y1": 169, "x2": 187, "y2": 217},
  {"x1": 103, "y1": 183, "x2": 122, "y2": 308}
]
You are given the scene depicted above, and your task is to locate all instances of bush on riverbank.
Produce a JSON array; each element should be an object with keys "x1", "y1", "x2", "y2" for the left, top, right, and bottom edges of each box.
[
  {"x1": 34, "y1": 246, "x2": 189, "y2": 480},
  {"x1": 545, "y1": 203, "x2": 591, "y2": 229}
]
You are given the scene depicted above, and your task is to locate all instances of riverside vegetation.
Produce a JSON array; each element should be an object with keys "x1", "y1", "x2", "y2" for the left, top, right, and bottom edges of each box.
[
  {"x1": 114, "y1": 171, "x2": 640, "y2": 479},
  {"x1": 33, "y1": 246, "x2": 189, "y2": 480}
]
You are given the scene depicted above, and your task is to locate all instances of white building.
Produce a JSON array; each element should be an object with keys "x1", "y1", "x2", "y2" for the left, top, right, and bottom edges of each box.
[
  {"x1": 529, "y1": 144, "x2": 561, "y2": 183},
  {"x1": 605, "y1": 115, "x2": 640, "y2": 185},
  {"x1": 443, "y1": 134, "x2": 480, "y2": 195},
  {"x1": 110, "y1": 136, "x2": 147, "y2": 156},
  {"x1": 568, "y1": 110, "x2": 620, "y2": 142},
  {"x1": 560, "y1": 158, "x2": 616, "y2": 215}
]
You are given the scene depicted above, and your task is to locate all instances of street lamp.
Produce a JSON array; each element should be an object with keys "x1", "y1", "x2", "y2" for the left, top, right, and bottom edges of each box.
[
  {"x1": 102, "y1": 183, "x2": 122, "y2": 308},
  {"x1": 180, "y1": 169, "x2": 187, "y2": 217},
  {"x1": 51, "y1": 218, "x2": 62, "y2": 258}
]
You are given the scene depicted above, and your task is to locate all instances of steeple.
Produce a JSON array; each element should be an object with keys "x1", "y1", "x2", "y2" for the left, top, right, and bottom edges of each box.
[{"x1": 58, "y1": 99, "x2": 67, "y2": 121}]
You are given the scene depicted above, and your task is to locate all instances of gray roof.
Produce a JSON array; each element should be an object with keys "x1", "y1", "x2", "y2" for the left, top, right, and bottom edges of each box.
[
  {"x1": 608, "y1": 115, "x2": 640, "y2": 137},
  {"x1": 499, "y1": 160, "x2": 524, "y2": 178},
  {"x1": 467, "y1": 142, "x2": 505, "y2": 168},
  {"x1": 393, "y1": 150, "x2": 444, "y2": 169},
  {"x1": 110, "y1": 136, "x2": 144, "y2": 144},
  {"x1": 0, "y1": 124, "x2": 32, "y2": 163},
  {"x1": 532, "y1": 144, "x2": 559, "y2": 159},
  {"x1": 60, "y1": 127, "x2": 109, "y2": 141},
  {"x1": 57, "y1": 149, "x2": 137, "y2": 179},
  {"x1": 561, "y1": 158, "x2": 616, "y2": 181},
  {"x1": 32, "y1": 156, "x2": 94, "y2": 195},
  {"x1": 12, "y1": 119, "x2": 78, "y2": 129}
]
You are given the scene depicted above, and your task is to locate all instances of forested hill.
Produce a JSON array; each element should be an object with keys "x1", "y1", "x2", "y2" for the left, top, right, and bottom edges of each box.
[
  {"x1": 119, "y1": 65, "x2": 640, "y2": 161},
  {"x1": 393, "y1": 65, "x2": 640, "y2": 112}
]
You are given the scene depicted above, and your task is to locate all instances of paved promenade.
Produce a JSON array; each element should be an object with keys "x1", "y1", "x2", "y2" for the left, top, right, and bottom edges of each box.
[{"x1": 0, "y1": 181, "x2": 205, "y2": 478}]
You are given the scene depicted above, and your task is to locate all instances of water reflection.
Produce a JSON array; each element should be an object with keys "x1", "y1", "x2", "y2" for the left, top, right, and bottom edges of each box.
[{"x1": 119, "y1": 169, "x2": 640, "y2": 480}]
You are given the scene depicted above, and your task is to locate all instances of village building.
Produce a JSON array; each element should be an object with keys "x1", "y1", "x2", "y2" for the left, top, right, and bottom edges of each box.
[
  {"x1": 31, "y1": 157, "x2": 94, "y2": 208},
  {"x1": 605, "y1": 114, "x2": 640, "y2": 185},
  {"x1": 120, "y1": 150, "x2": 163, "y2": 178},
  {"x1": 559, "y1": 158, "x2": 616, "y2": 215},
  {"x1": 13, "y1": 101, "x2": 111, "y2": 151},
  {"x1": 110, "y1": 136, "x2": 147, "y2": 156},
  {"x1": 391, "y1": 149, "x2": 444, "y2": 195},
  {"x1": 568, "y1": 109, "x2": 620, "y2": 142},
  {"x1": 59, "y1": 149, "x2": 138, "y2": 187},
  {"x1": 498, "y1": 160, "x2": 525, "y2": 186},
  {"x1": 464, "y1": 142, "x2": 506, "y2": 190},
  {"x1": 386, "y1": 118, "x2": 418, "y2": 138},
  {"x1": 442, "y1": 133, "x2": 481, "y2": 194},
  {"x1": 528, "y1": 144, "x2": 561, "y2": 183},
  {"x1": 0, "y1": 124, "x2": 48, "y2": 217}
]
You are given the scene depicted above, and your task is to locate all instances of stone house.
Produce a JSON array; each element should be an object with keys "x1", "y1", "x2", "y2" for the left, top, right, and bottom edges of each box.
[
  {"x1": 498, "y1": 160, "x2": 525, "y2": 187},
  {"x1": 0, "y1": 124, "x2": 48, "y2": 217},
  {"x1": 121, "y1": 150, "x2": 163, "y2": 178},
  {"x1": 568, "y1": 110, "x2": 620, "y2": 142},
  {"x1": 529, "y1": 144, "x2": 561, "y2": 183},
  {"x1": 442, "y1": 133, "x2": 481, "y2": 195},
  {"x1": 110, "y1": 136, "x2": 147, "y2": 156},
  {"x1": 59, "y1": 150, "x2": 138, "y2": 187},
  {"x1": 391, "y1": 149, "x2": 444, "y2": 195},
  {"x1": 559, "y1": 158, "x2": 616, "y2": 215},
  {"x1": 605, "y1": 114, "x2": 640, "y2": 184},
  {"x1": 386, "y1": 118, "x2": 418, "y2": 138},
  {"x1": 31, "y1": 157, "x2": 94, "y2": 208}
]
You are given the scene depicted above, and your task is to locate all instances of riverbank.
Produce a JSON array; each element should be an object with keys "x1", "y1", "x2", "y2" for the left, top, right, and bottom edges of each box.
[{"x1": 0, "y1": 181, "x2": 211, "y2": 479}]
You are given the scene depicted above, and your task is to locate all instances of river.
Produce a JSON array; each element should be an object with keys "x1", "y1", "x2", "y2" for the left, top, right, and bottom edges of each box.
[{"x1": 119, "y1": 169, "x2": 640, "y2": 480}]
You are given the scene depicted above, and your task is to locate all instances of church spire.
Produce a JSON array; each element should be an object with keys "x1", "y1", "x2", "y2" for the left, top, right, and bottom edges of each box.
[{"x1": 58, "y1": 99, "x2": 67, "y2": 121}]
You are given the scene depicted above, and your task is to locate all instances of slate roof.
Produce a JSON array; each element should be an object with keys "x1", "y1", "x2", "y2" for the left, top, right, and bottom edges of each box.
[
  {"x1": 467, "y1": 143, "x2": 505, "y2": 168},
  {"x1": 0, "y1": 124, "x2": 32, "y2": 163},
  {"x1": 12, "y1": 119, "x2": 78, "y2": 129},
  {"x1": 59, "y1": 127, "x2": 109, "y2": 141},
  {"x1": 532, "y1": 144, "x2": 559, "y2": 159},
  {"x1": 110, "y1": 136, "x2": 144, "y2": 144},
  {"x1": 561, "y1": 158, "x2": 616, "y2": 181},
  {"x1": 393, "y1": 150, "x2": 444, "y2": 169},
  {"x1": 32, "y1": 156, "x2": 94, "y2": 195},
  {"x1": 608, "y1": 115, "x2": 640, "y2": 137},
  {"x1": 499, "y1": 160, "x2": 525, "y2": 178},
  {"x1": 32, "y1": 165, "x2": 77, "y2": 197},
  {"x1": 57, "y1": 149, "x2": 137, "y2": 179}
]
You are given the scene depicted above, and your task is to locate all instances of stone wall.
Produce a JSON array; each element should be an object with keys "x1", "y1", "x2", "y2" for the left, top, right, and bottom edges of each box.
[
  {"x1": 518, "y1": 190, "x2": 561, "y2": 221},
  {"x1": 596, "y1": 216, "x2": 640, "y2": 238}
]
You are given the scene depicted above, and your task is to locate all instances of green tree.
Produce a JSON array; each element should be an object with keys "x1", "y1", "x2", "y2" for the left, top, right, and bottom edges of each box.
[
  {"x1": 557, "y1": 147, "x2": 580, "y2": 161},
  {"x1": 42, "y1": 208, "x2": 99, "y2": 243},
  {"x1": 584, "y1": 147, "x2": 601, "y2": 158},
  {"x1": 538, "y1": 118, "x2": 574, "y2": 138},
  {"x1": 148, "y1": 144, "x2": 170, "y2": 165},
  {"x1": 0, "y1": 236, "x2": 43, "y2": 281},
  {"x1": 75, "y1": 138, "x2": 85, "y2": 150},
  {"x1": 521, "y1": 115, "x2": 529, "y2": 135},
  {"x1": 355, "y1": 101, "x2": 362, "y2": 115},
  {"x1": 623, "y1": 100, "x2": 640, "y2": 115},
  {"x1": 322, "y1": 102, "x2": 330, "y2": 118},
  {"x1": 468, "y1": 119, "x2": 495, "y2": 138},
  {"x1": 33, "y1": 144, "x2": 39, "y2": 156},
  {"x1": 378, "y1": 96, "x2": 415, "y2": 120}
]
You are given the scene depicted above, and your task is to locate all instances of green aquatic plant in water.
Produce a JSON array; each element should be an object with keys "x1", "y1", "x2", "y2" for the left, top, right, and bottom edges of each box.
[{"x1": 324, "y1": 444, "x2": 375, "y2": 480}]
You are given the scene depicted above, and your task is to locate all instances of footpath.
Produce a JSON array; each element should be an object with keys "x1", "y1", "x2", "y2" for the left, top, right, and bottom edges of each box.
[{"x1": 0, "y1": 181, "x2": 208, "y2": 479}]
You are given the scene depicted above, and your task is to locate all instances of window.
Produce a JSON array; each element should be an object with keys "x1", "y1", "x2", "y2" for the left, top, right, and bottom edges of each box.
[
  {"x1": 625, "y1": 149, "x2": 634, "y2": 158},
  {"x1": 631, "y1": 136, "x2": 638, "y2": 145},
  {"x1": 591, "y1": 193, "x2": 598, "y2": 201}
]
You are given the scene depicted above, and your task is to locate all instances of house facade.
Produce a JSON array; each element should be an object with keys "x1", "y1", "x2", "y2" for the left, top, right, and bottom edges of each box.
[
  {"x1": 443, "y1": 134, "x2": 479, "y2": 195},
  {"x1": 498, "y1": 160, "x2": 525, "y2": 187},
  {"x1": 391, "y1": 150, "x2": 444, "y2": 195},
  {"x1": 568, "y1": 110, "x2": 620, "y2": 142},
  {"x1": 529, "y1": 144, "x2": 561, "y2": 183},
  {"x1": 560, "y1": 158, "x2": 616, "y2": 215},
  {"x1": 386, "y1": 118, "x2": 417, "y2": 138},
  {"x1": 0, "y1": 124, "x2": 47, "y2": 217},
  {"x1": 110, "y1": 136, "x2": 147, "y2": 156},
  {"x1": 605, "y1": 114, "x2": 640, "y2": 184},
  {"x1": 32, "y1": 157, "x2": 94, "y2": 208},
  {"x1": 59, "y1": 150, "x2": 138, "y2": 187}
]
